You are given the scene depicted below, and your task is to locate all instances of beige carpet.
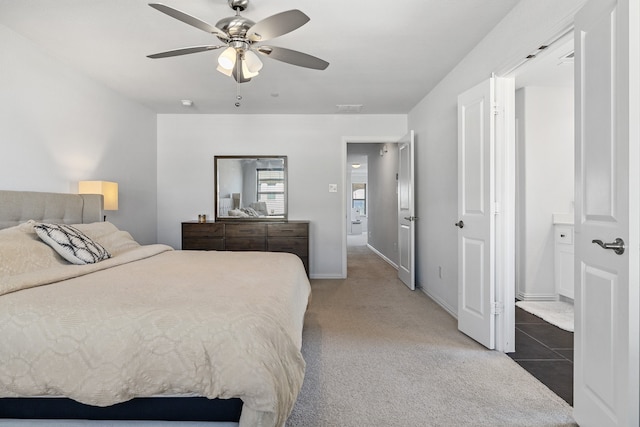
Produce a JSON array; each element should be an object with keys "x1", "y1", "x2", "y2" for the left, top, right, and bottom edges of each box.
[{"x1": 287, "y1": 244, "x2": 576, "y2": 427}]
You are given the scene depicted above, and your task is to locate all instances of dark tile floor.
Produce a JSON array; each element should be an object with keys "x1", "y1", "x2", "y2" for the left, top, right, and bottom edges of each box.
[{"x1": 508, "y1": 306, "x2": 574, "y2": 405}]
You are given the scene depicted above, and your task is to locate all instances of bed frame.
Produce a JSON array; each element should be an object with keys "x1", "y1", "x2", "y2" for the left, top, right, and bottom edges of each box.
[
  {"x1": 0, "y1": 190, "x2": 242, "y2": 422},
  {"x1": 0, "y1": 190, "x2": 103, "y2": 229}
]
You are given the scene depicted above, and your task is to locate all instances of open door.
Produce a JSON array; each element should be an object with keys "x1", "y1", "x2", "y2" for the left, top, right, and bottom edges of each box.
[
  {"x1": 397, "y1": 131, "x2": 415, "y2": 289},
  {"x1": 457, "y1": 78, "x2": 496, "y2": 349},
  {"x1": 573, "y1": 0, "x2": 639, "y2": 425}
]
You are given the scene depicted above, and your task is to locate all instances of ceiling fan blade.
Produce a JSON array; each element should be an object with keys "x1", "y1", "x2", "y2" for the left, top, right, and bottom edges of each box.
[
  {"x1": 147, "y1": 45, "x2": 224, "y2": 59},
  {"x1": 149, "y1": 3, "x2": 228, "y2": 39},
  {"x1": 256, "y1": 46, "x2": 329, "y2": 70},
  {"x1": 247, "y1": 10, "x2": 309, "y2": 42}
]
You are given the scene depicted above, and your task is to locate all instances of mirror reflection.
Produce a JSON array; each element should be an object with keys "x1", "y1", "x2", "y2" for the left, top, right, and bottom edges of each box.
[{"x1": 215, "y1": 156, "x2": 287, "y2": 220}]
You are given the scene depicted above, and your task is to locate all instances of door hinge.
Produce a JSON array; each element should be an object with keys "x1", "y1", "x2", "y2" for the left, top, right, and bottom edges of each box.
[
  {"x1": 492, "y1": 201, "x2": 501, "y2": 215},
  {"x1": 491, "y1": 302, "x2": 504, "y2": 316},
  {"x1": 492, "y1": 104, "x2": 501, "y2": 116}
]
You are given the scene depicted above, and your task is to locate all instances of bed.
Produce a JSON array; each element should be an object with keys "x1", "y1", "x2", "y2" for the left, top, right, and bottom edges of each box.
[{"x1": 0, "y1": 190, "x2": 311, "y2": 426}]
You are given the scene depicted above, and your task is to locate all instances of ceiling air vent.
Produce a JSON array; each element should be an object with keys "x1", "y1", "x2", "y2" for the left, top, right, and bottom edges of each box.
[{"x1": 336, "y1": 104, "x2": 363, "y2": 113}]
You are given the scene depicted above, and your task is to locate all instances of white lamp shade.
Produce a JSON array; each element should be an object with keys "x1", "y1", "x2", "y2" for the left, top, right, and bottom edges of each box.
[
  {"x1": 217, "y1": 47, "x2": 236, "y2": 70},
  {"x1": 216, "y1": 64, "x2": 233, "y2": 76},
  {"x1": 79, "y1": 181, "x2": 118, "y2": 211},
  {"x1": 244, "y1": 50, "x2": 263, "y2": 73},
  {"x1": 241, "y1": 60, "x2": 259, "y2": 78}
]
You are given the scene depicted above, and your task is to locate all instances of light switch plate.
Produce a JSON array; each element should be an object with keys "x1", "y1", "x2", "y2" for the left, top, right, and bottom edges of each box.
[{"x1": 328, "y1": 184, "x2": 338, "y2": 193}]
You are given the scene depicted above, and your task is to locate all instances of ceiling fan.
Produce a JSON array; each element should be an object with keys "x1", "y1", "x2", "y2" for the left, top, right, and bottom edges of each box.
[{"x1": 147, "y1": 0, "x2": 330, "y2": 83}]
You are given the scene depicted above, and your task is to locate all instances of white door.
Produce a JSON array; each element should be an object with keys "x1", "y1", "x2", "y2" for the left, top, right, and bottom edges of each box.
[
  {"x1": 457, "y1": 79, "x2": 496, "y2": 349},
  {"x1": 574, "y1": 0, "x2": 639, "y2": 425},
  {"x1": 397, "y1": 131, "x2": 415, "y2": 289}
]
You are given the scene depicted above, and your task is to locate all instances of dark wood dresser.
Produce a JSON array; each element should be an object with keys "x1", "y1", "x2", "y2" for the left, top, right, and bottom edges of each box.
[{"x1": 182, "y1": 221, "x2": 309, "y2": 276}]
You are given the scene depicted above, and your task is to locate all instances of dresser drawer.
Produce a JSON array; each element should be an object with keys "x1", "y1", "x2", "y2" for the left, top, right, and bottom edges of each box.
[
  {"x1": 182, "y1": 222, "x2": 225, "y2": 250},
  {"x1": 182, "y1": 238, "x2": 225, "y2": 251},
  {"x1": 225, "y1": 223, "x2": 267, "y2": 238},
  {"x1": 225, "y1": 238, "x2": 266, "y2": 251},
  {"x1": 182, "y1": 222, "x2": 225, "y2": 238},
  {"x1": 267, "y1": 237, "x2": 308, "y2": 257},
  {"x1": 267, "y1": 222, "x2": 308, "y2": 238}
]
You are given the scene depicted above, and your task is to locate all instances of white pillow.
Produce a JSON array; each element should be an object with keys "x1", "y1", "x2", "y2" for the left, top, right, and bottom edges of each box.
[
  {"x1": 34, "y1": 223, "x2": 111, "y2": 265},
  {"x1": 73, "y1": 221, "x2": 140, "y2": 256}
]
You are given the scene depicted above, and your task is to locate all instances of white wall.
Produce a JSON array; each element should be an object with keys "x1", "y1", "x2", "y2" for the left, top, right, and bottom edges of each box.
[
  {"x1": 156, "y1": 114, "x2": 406, "y2": 278},
  {"x1": 366, "y1": 143, "x2": 399, "y2": 263},
  {"x1": 0, "y1": 24, "x2": 158, "y2": 244},
  {"x1": 516, "y1": 87, "x2": 574, "y2": 300},
  {"x1": 216, "y1": 158, "x2": 243, "y2": 205},
  {"x1": 407, "y1": 0, "x2": 586, "y2": 315}
]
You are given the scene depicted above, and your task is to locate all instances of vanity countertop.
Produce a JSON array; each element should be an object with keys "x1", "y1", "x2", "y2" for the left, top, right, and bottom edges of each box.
[{"x1": 553, "y1": 213, "x2": 574, "y2": 225}]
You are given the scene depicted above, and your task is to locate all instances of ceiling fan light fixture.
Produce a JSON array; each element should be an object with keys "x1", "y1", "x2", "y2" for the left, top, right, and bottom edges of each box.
[
  {"x1": 147, "y1": 0, "x2": 329, "y2": 88},
  {"x1": 218, "y1": 47, "x2": 237, "y2": 70},
  {"x1": 244, "y1": 50, "x2": 263, "y2": 73},
  {"x1": 242, "y1": 60, "x2": 259, "y2": 78},
  {"x1": 217, "y1": 64, "x2": 233, "y2": 76}
]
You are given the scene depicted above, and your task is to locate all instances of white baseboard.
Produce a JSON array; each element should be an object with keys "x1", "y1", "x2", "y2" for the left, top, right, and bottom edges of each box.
[
  {"x1": 310, "y1": 274, "x2": 346, "y2": 279},
  {"x1": 367, "y1": 244, "x2": 398, "y2": 270},
  {"x1": 516, "y1": 292, "x2": 558, "y2": 301},
  {"x1": 558, "y1": 294, "x2": 574, "y2": 304},
  {"x1": 419, "y1": 285, "x2": 458, "y2": 319}
]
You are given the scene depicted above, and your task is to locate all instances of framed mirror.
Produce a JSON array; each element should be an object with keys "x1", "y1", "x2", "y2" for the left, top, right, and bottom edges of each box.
[{"x1": 214, "y1": 155, "x2": 288, "y2": 221}]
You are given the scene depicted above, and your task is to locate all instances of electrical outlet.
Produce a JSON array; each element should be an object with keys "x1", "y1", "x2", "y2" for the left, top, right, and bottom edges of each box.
[{"x1": 328, "y1": 184, "x2": 337, "y2": 193}]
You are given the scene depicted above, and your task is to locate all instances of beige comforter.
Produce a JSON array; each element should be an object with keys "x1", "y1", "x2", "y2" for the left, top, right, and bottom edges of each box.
[{"x1": 0, "y1": 221, "x2": 311, "y2": 427}]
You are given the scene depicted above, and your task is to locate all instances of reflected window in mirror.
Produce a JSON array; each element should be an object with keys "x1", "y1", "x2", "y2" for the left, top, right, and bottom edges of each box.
[
  {"x1": 257, "y1": 168, "x2": 285, "y2": 215},
  {"x1": 215, "y1": 155, "x2": 288, "y2": 221}
]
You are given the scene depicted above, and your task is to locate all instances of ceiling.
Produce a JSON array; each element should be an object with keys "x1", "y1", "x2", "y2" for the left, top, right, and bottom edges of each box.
[{"x1": 0, "y1": 0, "x2": 521, "y2": 114}]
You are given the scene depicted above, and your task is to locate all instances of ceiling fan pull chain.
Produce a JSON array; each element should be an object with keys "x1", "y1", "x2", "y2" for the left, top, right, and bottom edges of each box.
[{"x1": 235, "y1": 57, "x2": 242, "y2": 107}]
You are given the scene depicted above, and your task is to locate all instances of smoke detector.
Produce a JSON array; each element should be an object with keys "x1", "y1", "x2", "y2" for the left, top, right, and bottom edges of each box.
[{"x1": 336, "y1": 104, "x2": 363, "y2": 113}]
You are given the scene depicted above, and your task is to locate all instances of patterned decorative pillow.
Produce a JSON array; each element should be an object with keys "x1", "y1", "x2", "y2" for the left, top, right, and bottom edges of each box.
[{"x1": 34, "y1": 223, "x2": 111, "y2": 265}]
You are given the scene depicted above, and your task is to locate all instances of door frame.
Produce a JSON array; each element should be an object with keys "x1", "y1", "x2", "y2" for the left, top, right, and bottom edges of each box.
[
  {"x1": 341, "y1": 136, "x2": 404, "y2": 278},
  {"x1": 494, "y1": 77, "x2": 516, "y2": 353},
  {"x1": 497, "y1": 26, "x2": 577, "y2": 356},
  {"x1": 490, "y1": 9, "x2": 584, "y2": 353}
]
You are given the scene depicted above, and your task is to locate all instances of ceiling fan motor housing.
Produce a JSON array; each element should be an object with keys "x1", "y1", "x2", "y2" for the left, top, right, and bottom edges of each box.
[{"x1": 215, "y1": 15, "x2": 255, "y2": 40}]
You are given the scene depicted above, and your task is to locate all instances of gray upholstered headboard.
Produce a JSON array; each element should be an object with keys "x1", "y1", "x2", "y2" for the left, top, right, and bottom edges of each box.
[{"x1": 0, "y1": 190, "x2": 103, "y2": 230}]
